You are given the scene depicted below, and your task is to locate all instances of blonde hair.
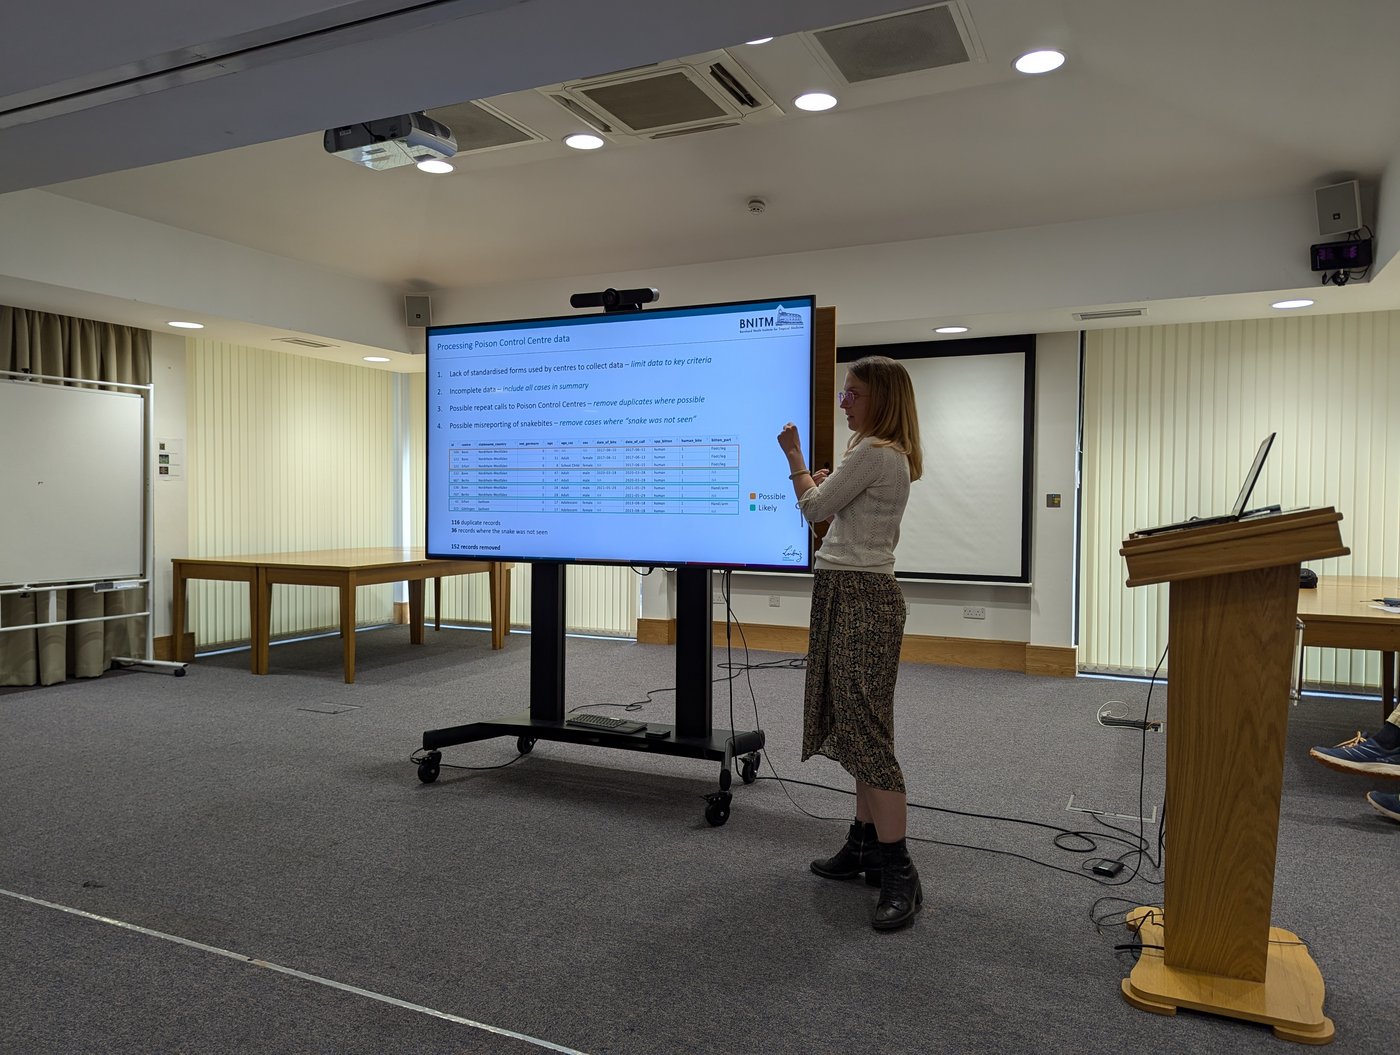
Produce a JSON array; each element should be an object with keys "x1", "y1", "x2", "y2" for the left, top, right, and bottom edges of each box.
[{"x1": 845, "y1": 355, "x2": 923, "y2": 482}]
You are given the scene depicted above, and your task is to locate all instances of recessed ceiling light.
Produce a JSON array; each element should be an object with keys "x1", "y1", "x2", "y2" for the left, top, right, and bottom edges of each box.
[
  {"x1": 363, "y1": 356, "x2": 391, "y2": 363},
  {"x1": 1014, "y1": 49, "x2": 1066, "y2": 74},
  {"x1": 564, "y1": 133, "x2": 605, "y2": 150},
  {"x1": 935, "y1": 326, "x2": 969, "y2": 334},
  {"x1": 168, "y1": 321, "x2": 203, "y2": 329},
  {"x1": 416, "y1": 158, "x2": 453, "y2": 174},
  {"x1": 794, "y1": 91, "x2": 838, "y2": 112},
  {"x1": 746, "y1": 37, "x2": 774, "y2": 45},
  {"x1": 1271, "y1": 298, "x2": 1315, "y2": 310}
]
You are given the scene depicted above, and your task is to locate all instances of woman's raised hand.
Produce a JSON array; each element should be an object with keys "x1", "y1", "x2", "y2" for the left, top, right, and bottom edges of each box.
[{"x1": 777, "y1": 423, "x2": 803, "y2": 458}]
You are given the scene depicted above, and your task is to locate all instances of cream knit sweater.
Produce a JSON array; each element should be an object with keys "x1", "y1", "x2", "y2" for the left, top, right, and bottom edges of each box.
[{"x1": 798, "y1": 436, "x2": 910, "y2": 575}]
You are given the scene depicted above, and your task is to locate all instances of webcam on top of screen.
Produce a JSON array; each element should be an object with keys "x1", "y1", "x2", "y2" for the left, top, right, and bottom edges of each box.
[{"x1": 569, "y1": 287, "x2": 660, "y2": 313}]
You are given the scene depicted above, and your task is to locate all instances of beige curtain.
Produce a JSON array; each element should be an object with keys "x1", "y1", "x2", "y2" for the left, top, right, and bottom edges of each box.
[{"x1": 1, "y1": 306, "x2": 152, "y2": 686}]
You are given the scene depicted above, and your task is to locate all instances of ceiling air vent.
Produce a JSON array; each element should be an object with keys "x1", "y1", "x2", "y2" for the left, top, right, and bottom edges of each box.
[
  {"x1": 544, "y1": 51, "x2": 777, "y2": 138},
  {"x1": 424, "y1": 100, "x2": 539, "y2": 156},
  {"x1": 808, "y1": 2, "x2": 979, "y2": 83},
  {"x1": 272, "y1": 337, "x2": 337, "y2": 348},
  {"x1": 1073, "y1": 308, "x2": 1146, "y2": 322},
  {"x1": 650, "y1": 122, "x2": 741, "y2": 140},
  {"x1": 549, "y1": 95, "x2": 612, "y2": 133},
  {"x1": 708, "y1": 63, "x2": 760, "y2": 108}
]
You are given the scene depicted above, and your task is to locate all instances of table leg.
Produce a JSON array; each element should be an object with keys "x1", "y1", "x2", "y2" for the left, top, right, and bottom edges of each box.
[
  {"x1": 489, "y1": 563, "x2": 505, "y2": 649},
  {"x1": 172, "y1": 566, "x2": 188, "y2": 662},
  {"x1": 434, "y1": 577, "x2": 442, "y2": 631},
  {"x1": 340, "y1": 574, "x2": 357, "y2": 684},
  {"x1": 1383, "y1": 651, "x2": 1396, "y2": 725},
  {"x1": 255, "y1": 570, "x2": 272, "y2": 675},
  {"x1": 409, "y1": 579, "x2": 425, "y2": 645}
]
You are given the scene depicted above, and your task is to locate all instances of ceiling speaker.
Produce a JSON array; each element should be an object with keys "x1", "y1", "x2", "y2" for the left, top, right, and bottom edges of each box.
[
  {"x1": 405, "y1": 294, "x2": 431, "y2": 327},
  {"x1": 1315, "y1": 180, "x2": 1361, "y2": 237}
]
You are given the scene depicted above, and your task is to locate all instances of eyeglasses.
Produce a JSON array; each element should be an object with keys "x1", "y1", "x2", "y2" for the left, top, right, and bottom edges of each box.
[{"x1": 837, "y1": 389, "x2": 864, "y2": 407}]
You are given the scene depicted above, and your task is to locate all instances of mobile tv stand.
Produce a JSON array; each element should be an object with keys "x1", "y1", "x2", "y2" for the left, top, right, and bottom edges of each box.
[{"x1": 416, "y1": 564, "x2": 765, "y2": 827}]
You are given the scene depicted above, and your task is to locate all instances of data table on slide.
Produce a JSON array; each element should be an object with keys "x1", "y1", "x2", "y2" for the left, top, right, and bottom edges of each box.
[{"x1": 446, "y1": 436, "x2": 742, "y2": 515}]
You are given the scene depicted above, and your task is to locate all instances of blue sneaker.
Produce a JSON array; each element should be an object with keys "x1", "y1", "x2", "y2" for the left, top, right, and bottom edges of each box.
[
  {"x1": 1366, "y1": 791, "x2": 1400, "y2": 823},
  {"x1": 1308, "y1": 730, "x2": 1400, "y2": 777}
]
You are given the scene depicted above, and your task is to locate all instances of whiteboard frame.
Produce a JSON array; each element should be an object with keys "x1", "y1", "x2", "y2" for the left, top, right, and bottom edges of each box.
[{"x1": 0, "y1": 369, "x2": 156, "y2": 662}]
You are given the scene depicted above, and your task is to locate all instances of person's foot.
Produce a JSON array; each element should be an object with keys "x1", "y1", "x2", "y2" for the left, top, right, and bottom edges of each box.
[
  {"x1": 811, "y1": 820, "x2": 883, "y2": 885},
  {"x1": 1365, "y1": 790, "x2": 1400, "y2": 823},
  {"x1": 1308, "y1": 731, "x2": 1400, "y2": 777},
  {"x1": 871, "y1": 839, "x2": 923, "y2": 931}
]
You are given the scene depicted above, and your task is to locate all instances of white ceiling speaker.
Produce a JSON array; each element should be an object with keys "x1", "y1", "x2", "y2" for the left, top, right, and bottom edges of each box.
[
  {"x1": 1315, "y1": 180, "x2": 1361, "y2": 237},
  {"x1": 405, "y1": 295, "x2": 432, "y2": 327}
]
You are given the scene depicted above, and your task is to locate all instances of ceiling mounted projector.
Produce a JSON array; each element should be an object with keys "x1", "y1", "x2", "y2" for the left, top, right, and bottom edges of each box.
[{"x1": 323, "y1": 113, "x2": 456, "y2": 170}]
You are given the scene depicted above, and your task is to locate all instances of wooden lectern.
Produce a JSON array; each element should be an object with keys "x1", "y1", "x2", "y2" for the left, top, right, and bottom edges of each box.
[{"x1": 1118, "y1": 508, "x2": 1349, "y2": 1045}]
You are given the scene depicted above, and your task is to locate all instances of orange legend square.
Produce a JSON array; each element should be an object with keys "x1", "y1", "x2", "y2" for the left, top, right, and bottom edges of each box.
[{"x1": 750, "y1": 492, "x2": 757, "y2": 499}]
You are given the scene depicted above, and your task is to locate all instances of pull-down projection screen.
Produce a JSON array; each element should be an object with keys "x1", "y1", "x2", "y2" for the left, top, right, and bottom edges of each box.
[{"x1": 837, "y1": 337, "x2": 1034, "y2": 583}]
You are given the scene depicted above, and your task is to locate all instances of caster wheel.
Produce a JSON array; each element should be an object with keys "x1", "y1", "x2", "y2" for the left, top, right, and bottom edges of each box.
[
  {"x1": 740, "y1": 754, "x2": 759, "y2": 784},
  {"x1": 174, "y1": 667, "x2": 187, "y2": 678},
  {"x1": 516, "y1": 736, "x2": 536, "y2": 755},
  {"x1": 704, "y1": 798, "x2": 731, "y2": 827},
  {"x1": 417, "y1": 750, "x2": 442, "y2": 784}
]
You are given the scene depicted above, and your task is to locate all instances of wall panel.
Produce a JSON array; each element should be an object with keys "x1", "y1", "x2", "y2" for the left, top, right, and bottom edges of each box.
[
  {"x1": 188, "y1": 342, "x2": 396, "y2": 645},
  {"x1": 1082, "y1": 312, "x2": 1400, "y2": 690}
]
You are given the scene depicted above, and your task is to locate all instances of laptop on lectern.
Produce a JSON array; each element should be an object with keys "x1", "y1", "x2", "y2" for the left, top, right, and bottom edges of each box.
[{"x1": 1131, "y1": 432, "x2": 1277, "y2": 537}]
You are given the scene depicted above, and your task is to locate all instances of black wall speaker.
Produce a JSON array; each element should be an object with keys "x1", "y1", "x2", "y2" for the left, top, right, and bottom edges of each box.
[{"x1": 405, "y1": 294, "x2": 432, "y2": 326}]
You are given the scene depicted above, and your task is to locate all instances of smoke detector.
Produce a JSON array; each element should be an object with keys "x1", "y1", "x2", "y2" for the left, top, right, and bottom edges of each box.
[{"x1": 747, "y1": 197, "x2": 767, "y2": 214}]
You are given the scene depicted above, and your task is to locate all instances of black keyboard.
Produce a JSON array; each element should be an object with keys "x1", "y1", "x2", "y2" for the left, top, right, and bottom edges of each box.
[{"x1": 565, "y1": 713, "x2": 646, "y2": 734}]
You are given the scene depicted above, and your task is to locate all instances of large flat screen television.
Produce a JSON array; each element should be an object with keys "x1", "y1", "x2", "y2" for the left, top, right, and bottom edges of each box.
[{"x1": 425, "y1": 295, "x2": 815, "y2": 570}]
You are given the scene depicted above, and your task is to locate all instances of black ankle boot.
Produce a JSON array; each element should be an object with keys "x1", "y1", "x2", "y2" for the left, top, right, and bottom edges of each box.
[
  {"x1": 872, "y1": 839, "x2": 923, "y2": 931},
  {"x1": 810, "y1": 821, "x2": 883, "y2": 886}
]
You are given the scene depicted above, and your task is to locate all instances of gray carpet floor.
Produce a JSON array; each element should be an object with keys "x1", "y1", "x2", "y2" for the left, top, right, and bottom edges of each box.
[{"x1": 1, "y1": 624, "x2": 1392, "y2": 1054}]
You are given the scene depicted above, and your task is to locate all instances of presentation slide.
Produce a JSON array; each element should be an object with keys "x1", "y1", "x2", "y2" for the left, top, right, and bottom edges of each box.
[{"x1": 425, "y1": 297, "x2": 814, "y2": 570}]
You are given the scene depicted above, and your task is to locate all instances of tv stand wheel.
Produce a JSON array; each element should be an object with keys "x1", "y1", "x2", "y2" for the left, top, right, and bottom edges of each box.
[
  {"x1": 516, "y1": 736, "x2": 536, "y2": 755},
  {"x1": 417, "y1": 751, "x2": 442, "y2": 784},
  {"x1": 740, "y1": 753, "x2": 759, "y2": 784},
  {"x1": 704, "y1": 792, "x2": 732, "y2": 827}
]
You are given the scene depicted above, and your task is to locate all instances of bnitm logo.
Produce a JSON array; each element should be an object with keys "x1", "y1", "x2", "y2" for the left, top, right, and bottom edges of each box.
[{"x1": 738, "y1": 305, "x2": 805, "y2": 332}]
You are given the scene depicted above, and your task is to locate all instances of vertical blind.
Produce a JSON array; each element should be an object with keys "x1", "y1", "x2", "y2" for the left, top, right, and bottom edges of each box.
[
  {"x1": 189, "y1": 342, "x2": 397, "y2": 645},
  {"x1": 408, "y1": 373, "x2": 638, "y2": 636},
  {"x1": 1081, "y1": 312, "x2": 1400, "y2": 690}
]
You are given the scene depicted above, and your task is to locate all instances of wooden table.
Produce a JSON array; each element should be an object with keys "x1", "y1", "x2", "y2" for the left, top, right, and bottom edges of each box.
[
  {"x1": 172, "y1": 548, "x2": 511, "y2": 683},
  {"x1": 1297, "y1": 574, "x2": 1400, "y2": 722}
]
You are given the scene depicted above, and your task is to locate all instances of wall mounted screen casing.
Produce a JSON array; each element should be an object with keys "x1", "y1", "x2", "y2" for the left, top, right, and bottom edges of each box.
[{"x1": 426, "y1": 296, "x2": 815, "y2": 570}]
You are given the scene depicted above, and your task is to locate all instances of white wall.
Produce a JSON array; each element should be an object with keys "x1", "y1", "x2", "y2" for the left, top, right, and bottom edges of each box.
[
  {"x1": 428, "y1": 190, "x2": 1322, "y2": 336},
  {"x1": 1029, "y1": 331, "x2": 1080, "y2": 647},
  {"x1": 0, "y1": 191, "x2": 410, "y2": 354},
  {"x1": 150, "y1": 332, "x2": 188, "y2": 638}
]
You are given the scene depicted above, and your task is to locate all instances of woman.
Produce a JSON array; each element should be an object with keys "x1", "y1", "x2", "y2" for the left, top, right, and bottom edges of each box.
[{"x1": 777, "y1": 355, "x2": 923, "y2": 931}]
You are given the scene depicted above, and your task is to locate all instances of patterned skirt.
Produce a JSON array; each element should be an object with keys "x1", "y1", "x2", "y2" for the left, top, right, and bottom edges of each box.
[{"x1": 801, "y1": 569, "x2": 907, "y2": 793}]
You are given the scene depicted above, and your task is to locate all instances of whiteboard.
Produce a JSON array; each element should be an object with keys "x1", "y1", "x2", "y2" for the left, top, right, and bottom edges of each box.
[
  {"x1": 0, "y1": 380, "x2": 145, "y2": 586},
  {"x1": 837, "y1": 340, "x2": 1033, "y2": 582}
]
